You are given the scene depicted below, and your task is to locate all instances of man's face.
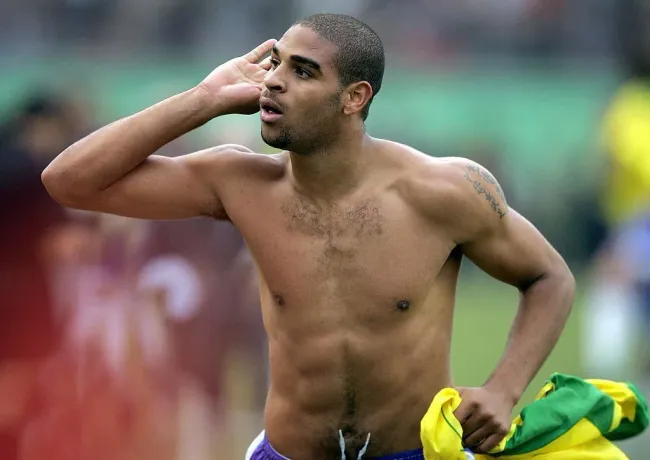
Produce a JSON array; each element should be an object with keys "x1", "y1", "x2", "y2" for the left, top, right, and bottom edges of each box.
[{"x1": 260, "y1": 26, "x2": 344, "y2": 153}]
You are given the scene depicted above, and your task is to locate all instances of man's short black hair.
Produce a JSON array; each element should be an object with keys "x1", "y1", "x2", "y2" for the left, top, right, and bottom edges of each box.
[{"x1": 295, "y1": 13, "x2": 385, "y2": 121}]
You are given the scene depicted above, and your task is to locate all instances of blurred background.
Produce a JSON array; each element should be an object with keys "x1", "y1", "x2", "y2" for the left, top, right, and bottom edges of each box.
[{"x1": 1, "y1": 0, "x2": 650, "y2": 458}]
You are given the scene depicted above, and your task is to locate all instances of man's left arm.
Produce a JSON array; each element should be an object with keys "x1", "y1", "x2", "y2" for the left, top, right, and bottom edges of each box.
[
  {"x1": 463, "y1": 212, "x2": 575, "y2": 404},
  {"x1": 441, "y1": 158, "x2": 576, "y2": 452}
]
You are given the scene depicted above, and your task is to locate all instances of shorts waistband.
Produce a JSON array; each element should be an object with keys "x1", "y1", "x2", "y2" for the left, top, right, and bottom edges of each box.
[
  {"x1": 369, "y1": 447, "x2": 424, "y2": 460},
  {"x1": 262, "y1": 436, "x2": 290, "y2": 460},
  {"x1": 261, "y1": 435, "x2": 425, "y2": 460}
]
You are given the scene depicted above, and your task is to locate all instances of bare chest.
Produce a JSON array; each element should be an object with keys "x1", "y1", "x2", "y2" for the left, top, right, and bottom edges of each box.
[
  {"x1": 280, "y1": 197, "x2": 385, "y2": 272},
  {"x1": 238, "y1": 194, "x2": 452, "y2": 307}
]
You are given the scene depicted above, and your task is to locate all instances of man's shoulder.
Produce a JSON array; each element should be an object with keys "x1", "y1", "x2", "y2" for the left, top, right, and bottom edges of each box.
[
  {"x1": 395, "y1": 154, "x2": 480, "y2": 202},
  {"x1": 380, "y1": 141, "x2": 486, "y2": 183},
  {"x1": 396, "y1": 154, "x2": 509, "y2": 235},
  {"x1": 191, "y1": 144, "x2": 288, "y2": 180},
  {"x1": 200, "y1": 143, "x2": 284, "y2": 163}
]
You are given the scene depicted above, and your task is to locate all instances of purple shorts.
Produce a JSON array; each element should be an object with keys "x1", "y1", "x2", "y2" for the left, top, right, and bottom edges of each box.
[{"x1": 246, "y1": 431, "x2": 425, "y2": 460}]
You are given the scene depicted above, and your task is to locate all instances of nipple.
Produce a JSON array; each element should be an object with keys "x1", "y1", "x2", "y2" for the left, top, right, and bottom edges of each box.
[{"x1": 396, "y1": 300, "x2": 410, "y2": 311}]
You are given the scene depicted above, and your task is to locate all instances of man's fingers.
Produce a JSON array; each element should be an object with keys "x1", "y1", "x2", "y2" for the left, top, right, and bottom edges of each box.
[
  {"x1": 244, "y1": 39, "x2": 277, "y2": 63},
  {"x1": 476, "y1": 432, "x2": 506, "y2": 454},
  {"x1": 454, "y1": 400, "x2": 472, "y2": 425},
  {"x1": 462, "y1": 424, "x2": 492, "y2": 450},
  {"x1": 259, "y1": 56, "x2": 273, "y2": 71},
  {"x1": 459, "y1": 412, "x2": 483, "y2": 438}
]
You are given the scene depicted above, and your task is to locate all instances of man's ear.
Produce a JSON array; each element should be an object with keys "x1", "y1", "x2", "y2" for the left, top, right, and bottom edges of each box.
[{"x1": 342, "y1": 81, "x2": 373, "y2": 116}]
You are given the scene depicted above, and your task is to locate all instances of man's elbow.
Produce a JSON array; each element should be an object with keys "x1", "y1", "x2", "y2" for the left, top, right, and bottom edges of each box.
[
  {"x1": 41, "y1": 165, "x2": 90, "y2": 208},
  {"x1": 42, "y1": 165, "x2": 68, "y2": 203},
  {"x1": 555, "y1": 263, "x2": 576, "y2": 296},
  {"x1": 522, "y1": 258, "x2": 576, "y2": 302},
  {"x1": 544, "y1": 258, "x2": 576, "y2": 306}
]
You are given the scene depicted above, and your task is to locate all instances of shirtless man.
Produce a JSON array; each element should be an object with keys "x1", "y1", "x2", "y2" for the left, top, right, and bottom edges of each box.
[{"x1": 41, "y1": 14, "x2": 575, "y2": 460}]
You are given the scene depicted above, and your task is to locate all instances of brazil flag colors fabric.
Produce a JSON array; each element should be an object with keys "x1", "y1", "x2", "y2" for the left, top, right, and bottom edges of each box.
[{"x1": 420, "y1": 373, "x2": 648, "y2": 459}]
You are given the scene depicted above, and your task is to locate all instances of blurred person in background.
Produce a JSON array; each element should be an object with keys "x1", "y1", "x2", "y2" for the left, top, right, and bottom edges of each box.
[
  {"x1": 137, "y1": 217, "x2": 265, "y2": 458},
  {"x1": 22, "y1": 212, "x2": 181, "y2": 460},
  {"x1": 583, "y1": 42, "x2": 650, "y2": 380},
  {"x1": 0, "y1": 93, "x2": 86, "y2": 460},
  {"x1": 41, "y1": 13, "x2": 576, "y2": 460}
]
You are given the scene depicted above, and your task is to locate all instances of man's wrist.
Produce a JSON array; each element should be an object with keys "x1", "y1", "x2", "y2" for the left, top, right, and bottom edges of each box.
[
  {"x1": 191, "y1": 84, "x2": 229, "y2": 120},
  {"x1": 484, "y1": 374, "x2": 524, "y2": 406}
]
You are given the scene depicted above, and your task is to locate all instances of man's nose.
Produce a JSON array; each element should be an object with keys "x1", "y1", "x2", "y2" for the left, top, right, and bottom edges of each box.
[{"x1": 264, "y1": 68, "x2": 286, "y2": 93}]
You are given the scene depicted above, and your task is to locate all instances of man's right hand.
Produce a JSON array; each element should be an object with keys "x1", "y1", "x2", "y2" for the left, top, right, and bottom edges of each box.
[{"x1": 198, "y1": 39, "x2": 277, "y2": 115}]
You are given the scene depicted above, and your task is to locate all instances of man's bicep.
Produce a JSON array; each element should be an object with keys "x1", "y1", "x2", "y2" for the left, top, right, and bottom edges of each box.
[
  {"x1": 460, "y1": 210, "x2": 560, "y2": 289},
  {"x1": 78, "y1": 146, "x2": 247, "y2": 220}
]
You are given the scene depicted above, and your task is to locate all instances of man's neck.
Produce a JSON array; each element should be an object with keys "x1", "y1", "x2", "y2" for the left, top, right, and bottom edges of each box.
[{"x1": 289, "y1": 131, "x2": 374, "y2": 202}]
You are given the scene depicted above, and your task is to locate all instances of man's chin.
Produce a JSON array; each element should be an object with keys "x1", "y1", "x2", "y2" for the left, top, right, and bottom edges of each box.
[{"x1": 261, "y1": 131, "x2": 290, "y2": 150}]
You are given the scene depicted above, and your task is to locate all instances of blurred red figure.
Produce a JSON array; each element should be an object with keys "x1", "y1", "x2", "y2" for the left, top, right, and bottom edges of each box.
[{"x1": 0, "y1": 93, "x2": 86, "y2": 460}]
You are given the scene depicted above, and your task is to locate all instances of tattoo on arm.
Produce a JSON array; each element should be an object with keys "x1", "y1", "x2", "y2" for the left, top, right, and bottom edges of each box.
[{"x1": 464, "y1": 164, "x2": 507, "y2": 219}]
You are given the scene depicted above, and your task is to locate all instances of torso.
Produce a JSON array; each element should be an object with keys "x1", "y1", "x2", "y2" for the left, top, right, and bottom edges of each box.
[{"x1": 220, "y1": 141, "x2": 463, "y2": 459}]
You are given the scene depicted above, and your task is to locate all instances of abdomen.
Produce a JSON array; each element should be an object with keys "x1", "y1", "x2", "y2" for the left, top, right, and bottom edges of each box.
[{"x1": 261, "y1": 287, "x2": 456, "y2": 458}]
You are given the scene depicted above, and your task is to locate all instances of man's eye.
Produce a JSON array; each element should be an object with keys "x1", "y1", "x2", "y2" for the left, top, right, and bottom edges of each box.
[{"x1": 295, "y1": 68, "x2": 311, "y2": 78}]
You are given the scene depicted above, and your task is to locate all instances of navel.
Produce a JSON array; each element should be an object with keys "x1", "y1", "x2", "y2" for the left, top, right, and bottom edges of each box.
[{"x1": 396, "y1": 300, "x2": 411, "y2": 311}]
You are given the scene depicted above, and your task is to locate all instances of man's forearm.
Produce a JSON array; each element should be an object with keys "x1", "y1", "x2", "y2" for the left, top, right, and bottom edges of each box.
[
  {"x1": 42, "y1": 85, "x2": 223, "y2": 194},
  {"x1": 484, "y1": 269, "x2": 575, "y2": 404}
]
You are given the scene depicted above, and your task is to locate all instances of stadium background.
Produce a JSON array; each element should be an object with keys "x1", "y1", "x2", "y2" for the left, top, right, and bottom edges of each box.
[{"x1": 1, "y1": 0, "x2": 649, "y2": 458}]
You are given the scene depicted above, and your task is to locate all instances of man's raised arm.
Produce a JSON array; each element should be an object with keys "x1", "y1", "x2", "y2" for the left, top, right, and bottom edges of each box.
[{"x1": 42, "y1": 39, "x2": 276, "y2": 220}]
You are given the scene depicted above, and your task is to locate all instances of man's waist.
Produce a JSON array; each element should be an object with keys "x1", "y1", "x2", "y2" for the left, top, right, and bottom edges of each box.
[{"x1": 263, "y1": 390, "x2": 430, "y2": 456}]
